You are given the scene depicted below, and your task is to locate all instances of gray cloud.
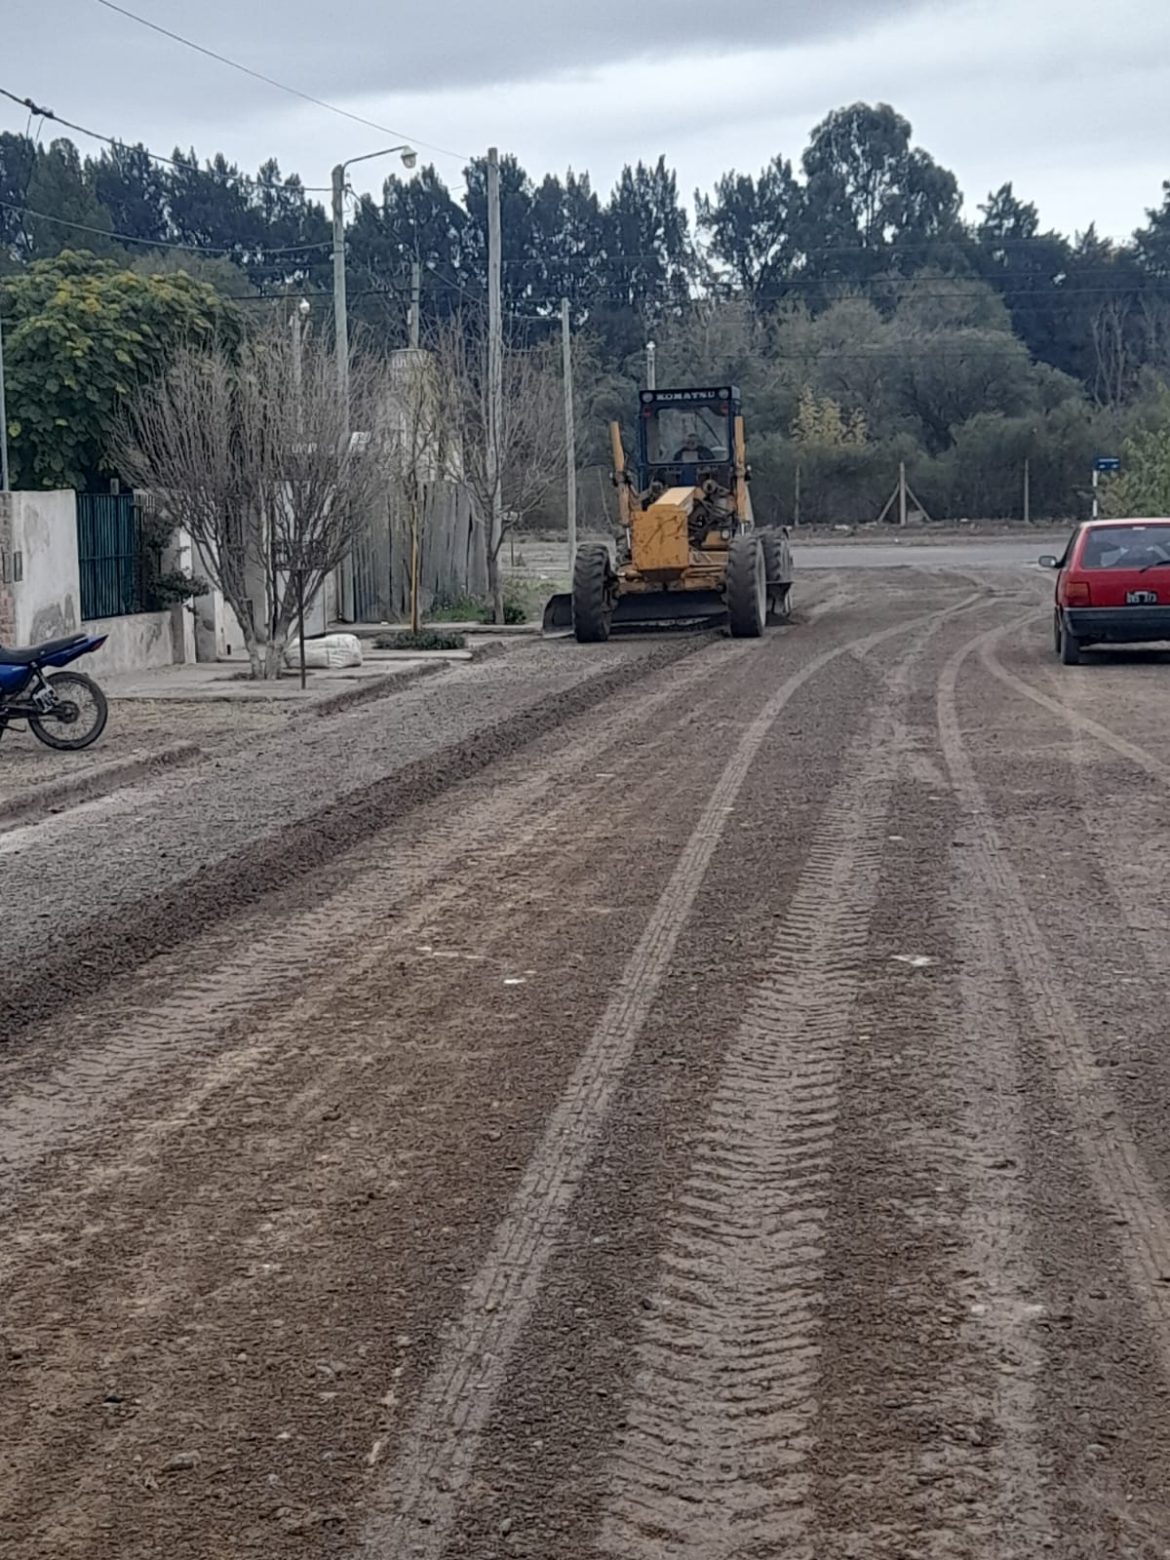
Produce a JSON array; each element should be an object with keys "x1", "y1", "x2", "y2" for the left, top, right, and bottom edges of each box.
[{"x1": 15, "y1": 0, "x2": 935, "y2": 100}]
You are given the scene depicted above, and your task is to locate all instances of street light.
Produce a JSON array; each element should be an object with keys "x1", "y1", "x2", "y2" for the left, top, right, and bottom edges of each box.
[
  {"x1": 291, "y1": 296, "x2": 310, "y2": 430},
  {"x1": 331, "y1": 145, "x2": 417, "y2": 427},
  {"x1": 331, "y1": 144, "x2": 416, "y2": 623}
]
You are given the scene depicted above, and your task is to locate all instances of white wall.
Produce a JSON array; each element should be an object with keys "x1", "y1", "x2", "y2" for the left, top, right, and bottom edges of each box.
[
  {"x1": 7, "y1": 491, "x2": 81, "y2": 646},
  {"x1": 86, "y1": 610, "x2": 176, "y2": 674}
]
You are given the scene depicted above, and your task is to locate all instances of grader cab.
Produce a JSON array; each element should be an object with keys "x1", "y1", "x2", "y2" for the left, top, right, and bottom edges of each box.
[{"x1": 543, "y1": 386, "x2": 792, "y2": 642}]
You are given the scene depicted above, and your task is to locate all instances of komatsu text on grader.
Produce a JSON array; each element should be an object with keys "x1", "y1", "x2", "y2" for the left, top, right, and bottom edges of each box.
[{"x1": 543, "y1": 385, "x2": 793, "y2": 642}]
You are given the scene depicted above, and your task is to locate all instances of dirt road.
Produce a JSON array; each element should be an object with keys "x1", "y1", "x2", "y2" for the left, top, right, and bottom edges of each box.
[{"x1": 4, "y1": 563, "x2": 1170, "y2": 1558}]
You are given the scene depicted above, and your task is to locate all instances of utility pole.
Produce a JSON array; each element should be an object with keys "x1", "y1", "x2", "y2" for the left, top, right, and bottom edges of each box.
[
  {"x1": 646, "y1": 339, "x2": 656, "y2": 390},
  {"x1": 0, "y1": 314, "x2": 9, "y2": 492},
  {"x1": 561, "y1": 298, "x2": 577, "y2": 570},
  {"x1": 409, "y1": 260, "x2": 421, "y2": 350},
  {"x1": 331, "y1": 162, "x2": 350, "y2": 430},
  {"x1": 1023, "y1": 457, "x2": 1031, "y2": 525},
  {"x1": 486, "y1": 147, "x2": 504, "y2": 617},
  {"x1": 898, "y1": 460, "x2": 908, "y2": 528}
]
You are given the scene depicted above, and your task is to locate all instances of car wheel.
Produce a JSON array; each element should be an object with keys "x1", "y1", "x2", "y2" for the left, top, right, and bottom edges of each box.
[{"x1": 1058, "y1": 615, "x2": 1082, "y2": 666}]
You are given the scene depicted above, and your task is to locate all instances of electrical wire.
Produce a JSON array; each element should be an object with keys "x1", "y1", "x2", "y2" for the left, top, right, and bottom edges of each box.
[
  {"x1": 0, "y1": 85, "x2": 333, "y2": 194},
  {"x1": 0, "y1": 196, "x2": 332, "y2": 256},
  {"x1": 94, "y1": 0, "x2": 470, "y2": 164}
]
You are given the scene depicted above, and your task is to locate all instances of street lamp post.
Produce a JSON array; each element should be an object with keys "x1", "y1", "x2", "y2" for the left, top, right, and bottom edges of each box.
[
  {"x1": 331, "y1": 145, "x2": 417, "y2": 434},
  {"x1": 331, "y1": 144, "x2": 416, "y2": 621},
  {"x1": 291, "y1": 296, "x2": 310, "y2": 433}
]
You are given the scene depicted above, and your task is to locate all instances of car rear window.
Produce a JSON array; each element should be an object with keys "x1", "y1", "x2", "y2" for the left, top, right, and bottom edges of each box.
[{"x1": 1080, "y1": 525, "x2": 1170, "y2": 569}]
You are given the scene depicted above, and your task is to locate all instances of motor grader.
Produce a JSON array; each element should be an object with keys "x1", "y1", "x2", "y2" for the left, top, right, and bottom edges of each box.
[{"x1": 543, "y1": 385, "x2": 792, "y2": 642}]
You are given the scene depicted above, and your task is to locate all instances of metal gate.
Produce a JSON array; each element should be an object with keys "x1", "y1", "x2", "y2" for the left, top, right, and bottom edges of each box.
[{"x1": 76, "y1": 493, "x2": 146, "y2": 620}]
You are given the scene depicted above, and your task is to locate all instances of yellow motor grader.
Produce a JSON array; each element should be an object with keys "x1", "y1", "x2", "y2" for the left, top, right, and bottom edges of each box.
[{"x1": 543, "y1": 385, "x2": 792, "y2": 641}]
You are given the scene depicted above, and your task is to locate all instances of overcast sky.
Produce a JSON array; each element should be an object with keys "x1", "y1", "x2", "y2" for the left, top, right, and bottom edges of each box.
[{"x1": 7, "y1": 0, "x2": 1170, "y2": 241}]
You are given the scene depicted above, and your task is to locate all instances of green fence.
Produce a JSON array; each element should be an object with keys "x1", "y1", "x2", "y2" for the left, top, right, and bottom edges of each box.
[{"x1": 76, "y1": 493, "x2": 147, "y2": 620}]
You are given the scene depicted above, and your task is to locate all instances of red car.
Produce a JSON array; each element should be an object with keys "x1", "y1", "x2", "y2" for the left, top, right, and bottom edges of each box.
[{"x1": 1041, "y1": 518, "x2": 1170, "y2": 665}]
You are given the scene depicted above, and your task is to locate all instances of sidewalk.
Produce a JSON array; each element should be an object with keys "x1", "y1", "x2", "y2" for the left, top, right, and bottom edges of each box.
[
  {"x1": 103, "y1": 646, "x2": 452, "y2": 702},
  {"x1": 0, "y1": 645, "x2": 494, "y2": 827}
]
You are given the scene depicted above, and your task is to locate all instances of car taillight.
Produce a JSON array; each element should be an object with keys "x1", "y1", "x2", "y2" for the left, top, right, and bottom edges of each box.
[{"x1": 1066, "y1": 580, "x2": 1091, "y2": 605}]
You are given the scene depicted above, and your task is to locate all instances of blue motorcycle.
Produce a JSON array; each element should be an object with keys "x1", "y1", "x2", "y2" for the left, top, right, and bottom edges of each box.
[{"x1": 0, "y1": 632, "x2": 109, "y2": 750}]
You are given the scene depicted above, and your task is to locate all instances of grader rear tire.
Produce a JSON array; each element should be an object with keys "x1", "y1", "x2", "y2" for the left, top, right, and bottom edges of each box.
[
  {"x1": 761, "y1": 530, "x2": 792, "y2": 623},
  {"x1": 726, "y1": 534, "x2": 767, "y2": 639},
  {"x1": 573, "y1": 544, "x2": 615, "y2": 643}
]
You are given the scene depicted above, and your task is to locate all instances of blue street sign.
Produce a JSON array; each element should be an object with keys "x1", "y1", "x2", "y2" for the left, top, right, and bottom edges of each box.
[{"x1": 1094, "y1": 456, "x2": 1121, "y2": 472}]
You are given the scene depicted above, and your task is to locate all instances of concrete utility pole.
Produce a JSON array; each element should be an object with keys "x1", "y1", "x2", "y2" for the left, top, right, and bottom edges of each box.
[
  {"x1": 331, "y1": 163, "x2": 350, "y2": 429},
  {"x1": 486, "y1": 147, "x2": 504, "y2": 600},
  {"x1": 645, "y1": 339, "x2": 656, "y2": 390},
  {"x1": 0, "y1": 314, "x2": 9, "y2": 492},
  {"x1": 561, "y1": 298, "x2": 577, "y2": 570},
  {"x1": 409, "y1": 260, "x2": 421, "y2": 349},
  {"x1": 1023, "y1": 457, "x2": 1031, "y2": 525}
]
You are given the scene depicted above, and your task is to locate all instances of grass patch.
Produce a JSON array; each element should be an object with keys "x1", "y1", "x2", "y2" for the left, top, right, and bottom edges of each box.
[{"x1": 374, "y1": 629, "x2": 467, "y2": 652}]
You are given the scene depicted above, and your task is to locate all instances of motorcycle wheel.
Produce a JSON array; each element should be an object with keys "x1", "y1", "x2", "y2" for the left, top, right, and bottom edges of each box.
[{"x1": 29, "y1": 671, "x2": 109, "y2": 751}]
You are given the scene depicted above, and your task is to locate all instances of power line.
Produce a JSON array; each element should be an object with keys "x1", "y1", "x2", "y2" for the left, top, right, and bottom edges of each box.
[
  {"x1": 0, "y1": 84, "x2": 333, "y2": 194},
  {"x1": 94, "y1": 0, "x2": 470, "y2": 164},
  {"x1": 0, "y1": 196, "x2": 333, "y2": 257}
]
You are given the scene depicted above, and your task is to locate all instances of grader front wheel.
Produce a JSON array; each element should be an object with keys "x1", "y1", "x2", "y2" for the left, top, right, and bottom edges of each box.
[
  {"x1": 726, "y1": 534, "x2": 767, "y2": 639},
  {"x1": 572, "y1": 544, "x2": 616, "y2": 643}
]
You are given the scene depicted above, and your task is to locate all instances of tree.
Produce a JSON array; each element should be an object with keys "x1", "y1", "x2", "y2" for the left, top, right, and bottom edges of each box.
[
  {"x1": 0, "y1": 251, "x2": 240, "y2": 488},
  {"x1": 1105, "y1": 400, "x2": 1170, "y2": 516},
  {"x1": 434, "y1": 317, "x2": 566, "y2": 622},
  {"x1": 119, "y1": 318, "x2": 393, "y2": 678},
  {"x1": 605, "y1": 157, "x2": 694, "y2": 318},
  {"x1": 801, "y1": 103, "x2": 960, "y2": 279},
  {"x1": 696, "y1": 157, "x2": 804, "y2": 303},
  {"x1": 383, "y1": 343, "x2": 456, "y2": 630}
]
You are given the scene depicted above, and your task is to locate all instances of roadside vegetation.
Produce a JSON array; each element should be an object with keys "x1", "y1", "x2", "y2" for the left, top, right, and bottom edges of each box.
[{"x1": 4, "y1": 100, "x2": 1170, "y2": 538}]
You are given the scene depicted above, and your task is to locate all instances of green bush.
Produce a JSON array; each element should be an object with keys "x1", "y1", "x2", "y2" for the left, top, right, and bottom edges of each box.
[{"x1": 374, "y1": 629, "x2": 466, "y2": 651}]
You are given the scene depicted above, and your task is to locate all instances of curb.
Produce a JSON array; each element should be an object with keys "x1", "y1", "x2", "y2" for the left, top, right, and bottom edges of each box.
[
  {"x1": 298, "y1": 638, "x2": 521, "y2": 721},
  {"x1": 0, "y1": 741, "x2": 203, "y2": 830}
]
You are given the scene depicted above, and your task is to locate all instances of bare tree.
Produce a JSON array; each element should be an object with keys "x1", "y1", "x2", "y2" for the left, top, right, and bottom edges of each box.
[
  {"x1": 119, "y1": 317, "x2": 390, "y2": 678},
  {"x1": 384, "y1": 344, "x2": 453, "y2": 631},
  {"x1": 433, "y1": 316, "x2": 566, "y2": 623}
]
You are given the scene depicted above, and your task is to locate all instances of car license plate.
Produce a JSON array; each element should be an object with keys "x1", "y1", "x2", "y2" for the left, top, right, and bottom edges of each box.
[{"x1": 1126, "y1": 590, "x2": 1158, "y2": 605}]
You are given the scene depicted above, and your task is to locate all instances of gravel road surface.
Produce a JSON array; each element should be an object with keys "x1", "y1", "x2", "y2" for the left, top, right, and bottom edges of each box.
[{"x1": 4, "y1": 559, "x2": 1170, "y2": 1558}]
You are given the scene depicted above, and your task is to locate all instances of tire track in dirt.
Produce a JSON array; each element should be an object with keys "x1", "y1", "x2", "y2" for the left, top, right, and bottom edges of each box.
[
  {"x1": 938, "y1": 625, "x2": 1170, "y2": 1377},
  {"x1": 358, "y1": 594, "x2": 982, "y2": 1560},
  {"x1": 595, "y1": 747, "x2": 891, "y2": 1559},
  {"x1": 805, "y1": 603, "x2": 1055, "y2": 1559},
  {"x1": 592, "y1": 606, "x2": 983, "y2": 1559},
  {"x1": 0, "y1": 718, "x2": 732, "y2": 1526},
  {"x1": 981, "y1": 623, "x2": 1170, "y2": 785},
  {"x1": 0, "y1": 642, "x2": 758, "y2": 1205}
]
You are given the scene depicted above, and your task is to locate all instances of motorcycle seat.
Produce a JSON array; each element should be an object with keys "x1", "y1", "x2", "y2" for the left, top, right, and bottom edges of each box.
[{"x1": 0, "y1": 634, "x2": 90, "y2": 666}]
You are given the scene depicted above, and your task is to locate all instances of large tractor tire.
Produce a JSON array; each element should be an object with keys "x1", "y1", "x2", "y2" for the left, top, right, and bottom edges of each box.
[
  {"x1": 726, "y1": 533, "x2": 767, "y2": 639},
  {"x1": 761, "y1": 529, "x2": 793, "y2": 623},
  {"x1": 573, "y1": 544, "x2": 616, "y2": 643}
]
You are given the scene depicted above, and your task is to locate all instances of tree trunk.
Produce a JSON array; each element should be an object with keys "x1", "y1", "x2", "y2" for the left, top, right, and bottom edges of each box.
[
  {"x1": 487, "y1": 547, "x2": 505, "y2": 626},
  {"x1": 242, "y1": 625, "x2": 288, "y2": 680}
]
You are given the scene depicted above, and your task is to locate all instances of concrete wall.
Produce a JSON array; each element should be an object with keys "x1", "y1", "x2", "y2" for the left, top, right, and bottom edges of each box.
[
  {"x1": 87, "y1": 610, "x2": 176, "y2": 675},
  {"x1": 0, "y1": 491, "x2": 187, "y2": 672},
  {"x1": 1, "y1": 491, "x2": 82, "y2": 645}
]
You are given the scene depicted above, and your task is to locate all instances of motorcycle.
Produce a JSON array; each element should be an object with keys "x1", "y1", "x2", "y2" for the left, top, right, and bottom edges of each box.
[{"x1": 0, "y1": 632, "x2": 110, "y2": 750}]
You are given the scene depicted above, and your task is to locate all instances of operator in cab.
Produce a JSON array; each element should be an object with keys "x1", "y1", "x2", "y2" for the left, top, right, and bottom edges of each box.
[{"x1": 675, "y1": 430, "x2": 717, "y2": 463}]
